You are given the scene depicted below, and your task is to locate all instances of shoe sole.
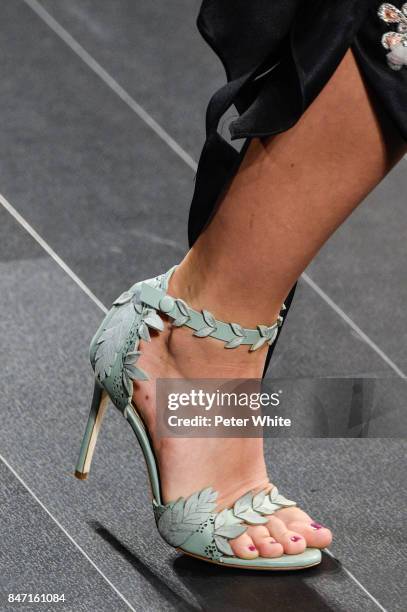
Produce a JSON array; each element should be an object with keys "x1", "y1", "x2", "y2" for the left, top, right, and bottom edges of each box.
[{"x1": 177, "y1": 548, "x2": 322, "y2": 570}]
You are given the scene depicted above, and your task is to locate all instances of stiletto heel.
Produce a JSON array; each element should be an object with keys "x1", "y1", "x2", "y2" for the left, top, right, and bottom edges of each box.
[
  {"x1": 75, "y1": 381, "x2": 109, "y2": 480},
  {"x1": 76, "y1": 266, "x2": 321, "y2": 569}
]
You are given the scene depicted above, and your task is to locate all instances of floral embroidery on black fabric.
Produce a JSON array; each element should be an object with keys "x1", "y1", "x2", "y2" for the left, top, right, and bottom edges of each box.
[{"x1": 378, "y1": 3, "x2": 407, "y2": 70}]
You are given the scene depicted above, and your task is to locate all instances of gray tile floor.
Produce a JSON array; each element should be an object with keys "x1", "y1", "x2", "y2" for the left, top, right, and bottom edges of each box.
[{"x1": 0, "y1": 1, "x2": 406, "y2": 611}]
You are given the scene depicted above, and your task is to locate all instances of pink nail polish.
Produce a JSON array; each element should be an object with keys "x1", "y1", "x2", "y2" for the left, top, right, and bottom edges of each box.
[
  {"x1": 248, "y1": 545, "x2": 257, "y2": 551},
  {"x1": 310, "y1": 522, "x2": 323, "y2": 530},
  {"x1": 290, "y1": 535, "x2": 302, "y2": 542}
]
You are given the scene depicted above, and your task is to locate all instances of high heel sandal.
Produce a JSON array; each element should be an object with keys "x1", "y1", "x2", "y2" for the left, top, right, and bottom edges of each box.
[{"x1": 75, "y1": 266, "x2": 321, "y2": 570}]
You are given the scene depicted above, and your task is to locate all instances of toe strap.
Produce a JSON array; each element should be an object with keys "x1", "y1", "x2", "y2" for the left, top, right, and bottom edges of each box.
[{"x1": 153, "y1": 485, "x2": 296, "y2": 561}]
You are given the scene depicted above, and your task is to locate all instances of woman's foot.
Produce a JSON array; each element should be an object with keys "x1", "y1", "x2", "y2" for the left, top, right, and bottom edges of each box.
[{"x1": 132, "y1": 277, "x2": 332, "y2": 560}]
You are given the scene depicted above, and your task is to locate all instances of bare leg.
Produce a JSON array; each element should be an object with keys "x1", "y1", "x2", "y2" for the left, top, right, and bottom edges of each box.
[
  {"x1": 172, "y1": 50, "x2": 406, "y2": 329},
  {"x1": 134, "y1": 50, "x2": 407, "y2": 560}
]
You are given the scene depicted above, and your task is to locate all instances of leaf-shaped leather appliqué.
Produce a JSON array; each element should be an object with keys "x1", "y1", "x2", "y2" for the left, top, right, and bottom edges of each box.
[
  {"x1": 95, "y1": 303, "x2": 135, "y2": 381},
  {"x1": 216, "y1": 508, "x2": 245, "y2": 529},
  {"x1": 202, "y1": 309, "x2": 216, "y2": 328},
  {"x1": 233, "y1": 492, "x2": 252, "y2": 516},
  {"x1": 143, "y1": 311, "x2": 164, "y2": 331},
  {"x1": 251, "y1": 487, "x2": 297, "y2": 516},
  {"x1": 230, "y1": 322, "x2": 244, "y2": 337},
  {"x1": 267, "y1": 327, "x2": 279, "y2": 344},
  {"x1": 270, "y1": 487, "x2": 279, "y2": 502},
  {"x1": 176, "y1": 299, "x2": 190, "y2": 317},
  {"x1": 214, "y1": 508, "x2": 228, "y2": 530},
  {"x1": 252, "y1": 489, "x2": 267, "y2": 511},
  {"x1": 158, "y1": 511, "x2": 195, "y2": 547},
  {"x1": 269, "y1": 486, "x2": 296, "y2": 508},
  {"x1": 171, "y1": 498, "x2": 185, "y2": 523},
  {"x1": 137, "y1": 321, "x2": 151, "y2": 342},
  {"x1": 214, "y1": 524, "x2": 247, "y2": 539},
  {"x1": 254, "y1": 489, "x2": 284, "y2": 514},
  {"x1": 197, "y1": 487, "x2": 218, "y2": 508},
  {"x1": 274, "y1": 494, "x2": 296, "y2": 507},
  {"x1": 235, "y1": 508, "x2": 269, "y2": 525},
  {"x1": 157, "y1": 487, "x2": 218, "y2": 547},
  {"x1": 124, "y1": 351, "x2": 141, "y2": 365},
  {"x1": 183, "y1": 491, "x2": 199, "y2": 516},
  {"x1": 249, "y1": 336, "x2": 268, "y2": 352},
  {"x1": 214, "y1": 535, "x2": 234, "y2": 556},
  {"x1": 133, "y1": 302, "x2": 143, "y2": 314},
  {"x1": 257, "y1": 325, "x2": 269, "y2": 338},
  {"x1": 225, "y1": 337, "x2": 244, "y2": 349},
  {"x1": 172, "y1": 314, "x2": 190, "y2": 327},
  {"x1": 193, "y1": 326, "x2": 215, "y2": 338},
  {"x1": 125, "y1": 363, "x2": 148, "y2": 382}
]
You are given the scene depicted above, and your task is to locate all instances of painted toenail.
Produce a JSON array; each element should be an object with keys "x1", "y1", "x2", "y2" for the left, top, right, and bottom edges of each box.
[
  {"x1": 290, "y1": 536, "x2": 302, "y2": 542},
  {"x1": 310, "y1": 522, "x2": 323, "y2": 530},
  {"x1": 248, "y1": 545, "x2": 257, "y2": 551}
]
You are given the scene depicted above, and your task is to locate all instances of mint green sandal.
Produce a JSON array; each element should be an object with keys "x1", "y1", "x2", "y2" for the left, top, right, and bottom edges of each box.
[{"x1": 75, "y1": 266, "x2": 321, "y2": 570}]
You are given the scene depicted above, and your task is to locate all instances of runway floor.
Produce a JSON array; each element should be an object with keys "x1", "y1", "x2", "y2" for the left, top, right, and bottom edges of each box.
[{"x1": 0, "y1": 1, "x2": 406, "y2": 610}]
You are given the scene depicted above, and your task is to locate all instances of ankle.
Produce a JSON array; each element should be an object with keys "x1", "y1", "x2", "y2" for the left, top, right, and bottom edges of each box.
[
  {"x1": 170, "y1": 254, "x2": 283, "y2": 329},
  {"x1": 165, "y1": 318, "x2": 267, "y2": 378}
]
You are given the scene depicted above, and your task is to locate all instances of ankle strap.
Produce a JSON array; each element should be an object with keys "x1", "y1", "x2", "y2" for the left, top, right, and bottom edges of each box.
[{"x1": 138, "y1": 282, "x2": 283, "y2": 351}]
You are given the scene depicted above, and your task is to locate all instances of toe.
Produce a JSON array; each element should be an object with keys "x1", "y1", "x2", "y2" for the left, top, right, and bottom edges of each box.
[
  {"x1": 266, "y1": 515, "x2": 307, "y2": 555},
  {"x1": 229, "y1": 532, "x2": 259, "y2": 559},
  {"x1": 273, "y1": 507, "x2": 333, "y2": 549},
  {"x1": 257, "y1": 537, "x2": 284, "y2": 558},
  {"x1": 246, "y1": 525, "x2": 284, "y2": 558},
  {"x1": 287, "y1": 520, "x2": 332, "y2": 549}
]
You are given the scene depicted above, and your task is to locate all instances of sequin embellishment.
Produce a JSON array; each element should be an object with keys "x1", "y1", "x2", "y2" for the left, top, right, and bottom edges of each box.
[{"x1": 378, "y1": 3, "x2": 407, "y2": 70}]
